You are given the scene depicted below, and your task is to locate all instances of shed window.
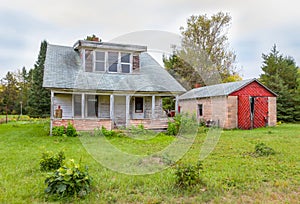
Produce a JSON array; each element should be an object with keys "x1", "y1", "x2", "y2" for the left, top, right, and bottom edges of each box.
[
  {"x1": 198, "y1": 104, "x2": 203, "y2": 116},
  {"x1": 135, "y1": 97, "x2": 143, "y2": 113}
]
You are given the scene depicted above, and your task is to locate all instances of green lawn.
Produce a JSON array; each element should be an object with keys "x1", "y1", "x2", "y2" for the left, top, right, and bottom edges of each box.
[{"x1": 0, "y1": 121, "x2": 299, "y2": 203}]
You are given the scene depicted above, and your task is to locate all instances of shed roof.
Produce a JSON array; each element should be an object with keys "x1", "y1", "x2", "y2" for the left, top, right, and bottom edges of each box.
[
  {"x1": 179, "y1": 78, "x2": 277, "y2": 100},
  {"x1": 43, "y1": 43, "x2": 186, "y2": 93}
]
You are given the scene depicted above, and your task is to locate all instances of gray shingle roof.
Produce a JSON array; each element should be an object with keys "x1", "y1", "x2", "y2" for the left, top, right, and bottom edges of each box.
[
  {"x1": 43, "y1": 44, "x2": 186, "y2": 93},
  {"x1": 179, "y1": 78, "x2": 276, "y2": 100}
]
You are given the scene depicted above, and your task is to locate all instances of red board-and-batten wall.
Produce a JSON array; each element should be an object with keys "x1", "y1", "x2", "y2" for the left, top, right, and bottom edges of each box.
[{"x1": 229, "y1": 81, "x2": 277, "y2": 129}]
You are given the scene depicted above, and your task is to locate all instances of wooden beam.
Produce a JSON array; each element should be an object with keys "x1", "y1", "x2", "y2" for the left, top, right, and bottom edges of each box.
[
  {"x1": 81, "y1": 93, "x2": 85, "y2": 118},
  {"x1": 110, "y1": 95, "x2": 114, "y2": 122},
  {"x1": 152, "y1": 95, "x2": 155, "y2": 119},
  {"x1": 175, "y1": 95, "x2": 179, "y2": 113},
  {"x1": 125, "y1": 95, "x2": 130, "y2": 127}
]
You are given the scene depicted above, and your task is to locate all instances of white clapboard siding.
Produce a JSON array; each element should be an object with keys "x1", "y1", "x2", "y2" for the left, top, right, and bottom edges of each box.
[
  {"x1": 114, "y1": 96, "x2": 126, "y2": 126},
  {"x1": 54, "y1": 94, "x2": 73, "y2": 118}
]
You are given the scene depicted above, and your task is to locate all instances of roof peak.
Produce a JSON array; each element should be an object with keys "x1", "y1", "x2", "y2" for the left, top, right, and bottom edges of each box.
[{"x1": 73, "y1": 40, "x2": 147, "y2": 52}]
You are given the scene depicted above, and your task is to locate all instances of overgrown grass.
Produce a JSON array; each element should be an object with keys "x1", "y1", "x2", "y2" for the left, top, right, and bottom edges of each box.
[{"x1": 0, "y1": 121, "x2": 299, "y2": 203}]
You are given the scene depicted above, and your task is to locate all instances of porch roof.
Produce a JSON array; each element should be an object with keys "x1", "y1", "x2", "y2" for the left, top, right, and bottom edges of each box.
[{"x1": 43, "y1": 44, "x2": 186, "y2": 94}]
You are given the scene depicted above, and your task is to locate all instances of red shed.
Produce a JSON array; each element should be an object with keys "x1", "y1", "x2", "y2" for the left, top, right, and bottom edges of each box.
[{"x1": 178, "y1": 79, "x2": 277, "y2": 129}]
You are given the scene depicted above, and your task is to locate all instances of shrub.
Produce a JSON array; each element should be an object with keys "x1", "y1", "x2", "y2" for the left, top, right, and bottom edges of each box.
[
  {"x1": 167, "y1": 113, "x2": 198, "y2": 135},
  {"x1": 167, "y1": 114, "x2": 181, "y2": 135},
  {"x1": 66, "y1": 123, "x2": 77, "y2": 137},
  {"x1": 45, "y1": 159, "x2": 92, "y2": 198},
  {"x1": 174, "y1": 161, "x2": 204, "y2": 188},
  {"x1": 40, "y1": 150, "x2": 66, "y2": 171},
  {"x1": 52, "y1": 126, "x2": 65, "y2": 136},
  {"x1": 130, "y1": 124, "x2": 154, "y2": 136},
  {"x1": 255, "y1": 143, "x2": 275, "y2": 156},
  {"x1": 98, "y1": 126, "x2": 116, "y2": 137},
  {"x1": 167, "y1": 122, "x2": 178, "y2": 136}
]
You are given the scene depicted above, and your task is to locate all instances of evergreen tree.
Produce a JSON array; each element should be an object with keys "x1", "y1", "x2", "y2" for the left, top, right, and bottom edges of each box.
[
  {"x1": 27, "y1": 41, "x2": 50, "y2": 117},
  {"x1": 0, "y1": 72, "x2": 19, "y2": 114},
  {"x1": 260, "y1": 45, "x2": 300, "y2": 122}
]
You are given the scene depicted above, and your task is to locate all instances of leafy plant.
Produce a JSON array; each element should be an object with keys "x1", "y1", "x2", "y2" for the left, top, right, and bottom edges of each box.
[
  {"x1": 96, "y1": 126, "x2": 116, "y2": 137},
  {"x1": 45, "y1": 159, "x2": 92, "y2": 198},
  {"x1": 40, "y1": 150, "x2": 65, "y2": 171},
  {"x1": 52, "y1": 126, "x2": 65, "y2": 136},
  {"x1": 66, "y1": 123, "x2": 77, "y2": 137},
  {"x1": 174, "y1": 161, "x2": 204, "y2": 188},
  {"x1": 129, "y1": 124, "x2": 154, "y2": 136},
  {"x1": 167, "y1": 114, "x2": 181, "y2": 135},
  {"x1": 167, "y1": 113, "x2": 198, "y2": 135},
  {"x1": 255, "y1": 143, "x2": 276, "y2": 156}
]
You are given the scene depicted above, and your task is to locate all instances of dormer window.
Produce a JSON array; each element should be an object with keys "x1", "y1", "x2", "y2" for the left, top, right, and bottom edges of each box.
[
  {"x1": 108, "y1": 51, "x2": 119, "y2": 72},
  {"x1": 121, "y1": 53, "x2": 130, "y2": 73},
  {"x1": 86, "y1": 50, "x2": 132, "y2": 73},
  {"x1": 76, "y1": 40, "x2": 145, "y2": 73},
  {"x1": 95, "y1": 51, "x2": 105, "y2": 71}
]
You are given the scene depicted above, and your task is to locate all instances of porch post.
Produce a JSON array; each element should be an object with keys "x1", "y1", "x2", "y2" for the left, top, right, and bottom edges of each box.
[
  {"x1": 81, "y1": 93, "x2": 85, "y2": 118},
  {"x1": 175, "y1": 95, "x2": 179, "y2": 114},
  {"x1": 110, "y1": 95, "x2": 114, "y2": 122},
  {"x1": 50, "y1": 90, "x2": 54, "y2": 136},
  {"x1": 126, "y1": 95, "x2": 130, "y2": 127},
  {"x1": 152, "y1": 95, "x2": 155, "y2": 119}
]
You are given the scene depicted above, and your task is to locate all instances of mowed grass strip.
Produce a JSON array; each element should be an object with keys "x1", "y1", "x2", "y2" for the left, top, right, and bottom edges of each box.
[{"x1": 0, "y1": 121, "x2": 299, "y2": 203}]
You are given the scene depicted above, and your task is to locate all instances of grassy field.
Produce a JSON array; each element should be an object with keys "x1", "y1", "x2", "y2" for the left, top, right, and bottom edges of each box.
[{"x1": 0, "y1": 121, "x2": 299, "y2": 203}]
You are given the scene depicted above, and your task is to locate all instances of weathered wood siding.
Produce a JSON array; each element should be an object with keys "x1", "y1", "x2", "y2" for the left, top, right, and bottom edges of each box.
[
  {"x1": 114, "y1": 96, "x2": 126, "y2": 126},
  {"x1": 85, "y1": 50, "x2": 93, "y2": 72},
  {"x1": 132, "y1": 54, "x2": 140, "y2": 73},
  {"x1": 99, "y1": 95, "x2": 110, "y2": 118},
  {"x1": 155, "y1": 96, "x2": 166, "y2": 118},
  {"x1": 54, "y1": 94, "x2": 72, "y2": 118}
]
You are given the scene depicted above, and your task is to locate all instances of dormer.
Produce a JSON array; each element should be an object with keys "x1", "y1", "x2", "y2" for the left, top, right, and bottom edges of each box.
[{"x1": 73, "y1": 40, "x2": 147, "y2": 74}]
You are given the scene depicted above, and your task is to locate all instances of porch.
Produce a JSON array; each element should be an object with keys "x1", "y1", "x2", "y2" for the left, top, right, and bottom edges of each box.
[{"x1": 50, "y1": 91, "x2": 178, "y2": 132}]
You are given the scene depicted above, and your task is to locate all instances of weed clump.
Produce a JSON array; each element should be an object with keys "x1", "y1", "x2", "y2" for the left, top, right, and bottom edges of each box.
[
  {"x1": 255, "y1": 142, "x2": 275, "y2": 156},
  {"x1": 40, "y1": 150, "x2": 65, "y2": 171},
  {"x1": 174, "y1": 161, "x2": 204, "y2": 188}
]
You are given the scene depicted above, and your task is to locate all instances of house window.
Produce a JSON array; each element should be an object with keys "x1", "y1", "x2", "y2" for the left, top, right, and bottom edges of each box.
[
  {"x1": 74, "y1": 95, "x2": 82, "y2": 117},
  {"x1": 108, "y1": 52, "x2": 118, "y2": 72},
  {"x1": 135, "y1": 97, "x2": 143, "y2": 113},
  {"x1": 85, "y1": 50, "x2": 93, "y2": 72},
  {"x1": 95, "y1": 51, "x2": 105, "y2": 71},
  {"x1": 121, "y1": 53, "x2": 131, "y2": 73},
  {"x1": 198, "y1": 104, "x2": 203, "y2": 116},
  {"x1": 89, "y1": 50, "x2": 132, "y2": 73},
  {"x1": 86, "y1": 95, "x2": 98, "y2": 117}
]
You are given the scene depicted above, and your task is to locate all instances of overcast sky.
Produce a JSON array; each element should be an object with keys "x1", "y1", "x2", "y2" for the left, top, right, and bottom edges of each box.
[{"x1": 0, "y1": 0, "x2": 299, "y2": 79}]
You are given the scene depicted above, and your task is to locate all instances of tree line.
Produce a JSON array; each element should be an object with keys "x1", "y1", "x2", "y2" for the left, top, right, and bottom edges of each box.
[{"x1": 0, "y1": 41, "x2": 50, "y2": 117}]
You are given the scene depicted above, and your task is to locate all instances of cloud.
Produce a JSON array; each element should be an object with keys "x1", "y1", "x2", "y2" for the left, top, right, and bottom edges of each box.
[{"x1": 0, "y1": 0, "x2": 300, "y2": 79}]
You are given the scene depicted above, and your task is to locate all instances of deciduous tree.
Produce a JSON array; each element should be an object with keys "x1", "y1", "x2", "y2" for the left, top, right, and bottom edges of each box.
[{"x1": 164, "y1": 12, "x2": 239, "y2": 90}]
